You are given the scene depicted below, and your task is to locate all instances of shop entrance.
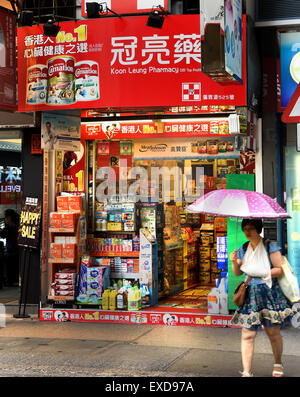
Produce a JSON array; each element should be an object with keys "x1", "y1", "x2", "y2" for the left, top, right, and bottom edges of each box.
[
  {"x1": 0, "y1": 137, "x2": 22, "y2": 304},
  {"x1": 80, "y1": 138, "x2": 239, "y2": 314}
]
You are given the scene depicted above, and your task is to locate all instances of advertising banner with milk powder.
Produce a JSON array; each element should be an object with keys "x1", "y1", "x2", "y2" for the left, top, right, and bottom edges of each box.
[{"x1": 17, "y1": 15, "x2": 247, "y2": 112}]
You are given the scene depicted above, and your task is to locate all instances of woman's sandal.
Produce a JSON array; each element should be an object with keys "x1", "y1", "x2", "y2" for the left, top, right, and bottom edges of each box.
[
  {"x1": 272, "y1": 364, "x2": 284, "y2": 377},
  {"x1": 239, "y1": 370, "x2": 254, "y2": 377}
]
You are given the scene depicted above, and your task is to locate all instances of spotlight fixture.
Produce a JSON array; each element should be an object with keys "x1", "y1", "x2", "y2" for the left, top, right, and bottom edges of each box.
[
  {"x1": 43, "y1": 19, "x2": 61, "y2": 37},
  {"x1": 19, "y1": 10, "x2": 34, "y2": 26},
  {"x1": 147, "y1": 6, "x2": 168, "y2": 29},
  {"x1": 86, "y1": 2, "x2": 102, "y2": 18},
  {"x1": 86, "y1": 2, "x2": 121, "y2": 18}
]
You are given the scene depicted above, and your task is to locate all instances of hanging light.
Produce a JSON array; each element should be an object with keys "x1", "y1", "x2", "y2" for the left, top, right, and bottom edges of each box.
[
  {"x1": 147, "y1": 6, "x2": 168, "y2": 29},
  {"x1": 43, "y1": 19, "x2": 61, "y2": 37}
]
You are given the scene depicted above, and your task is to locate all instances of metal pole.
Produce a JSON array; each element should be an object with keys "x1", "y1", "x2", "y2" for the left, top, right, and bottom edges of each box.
[
  {"x1": 13, "y1": 247, "x2": 30, "y2": 319},
  {"x1": 22, "y1": 248, "x2": 32, "y2": 317}
]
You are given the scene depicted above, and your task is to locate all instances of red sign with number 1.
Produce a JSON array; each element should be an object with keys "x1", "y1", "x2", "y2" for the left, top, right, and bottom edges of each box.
[{"x1": 17, "y1": 15, "x2": 246, "y2": 112}]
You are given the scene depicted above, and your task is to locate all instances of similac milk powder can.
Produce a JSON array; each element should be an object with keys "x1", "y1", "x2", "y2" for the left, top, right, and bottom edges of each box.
[
  {"x1": 26, "y1": 64, "x2": 47, "y2": 104},
  {"x1": 75, "y1": 61, "x2": 99, "y2": 101},
  {"x1": 46, "y1": 56, "x2": 76, "y2": 105}
]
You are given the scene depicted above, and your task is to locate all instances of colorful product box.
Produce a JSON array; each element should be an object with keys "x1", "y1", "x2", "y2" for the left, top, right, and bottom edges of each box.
[
  {"x1": 214, "y1": 217, "x2": 227, "y2": 232},
  {"x1": 199, "y1": 247, "x2": 211, "y2": 259},
  {"x1": 55, "y1": 271, "x2": 77, "y2": 280},
  {"x1": 49, "y1": 212, "x2": 62, "y2": 228},
  {"x1": 55, "y1": 284, "x2": 75, "y2": 292},
  {"x1": 50, "y1": 243, "x2": 62, "y2": 259},
  {"x1": 68, "y1": 196, "x2": 83, "y2": 212},
  {"x1": 55, "y1": 278, "x2": 75, "y2": 286},
  {"x1": 62, "y1": 244, "x2": 76, "y2": 260},
  {"x1": 57, "y1": 196, "x2": 69, "y2": 212},
  {"x1": 61, "y1": 213, "x2": 77, "y2": 229}
]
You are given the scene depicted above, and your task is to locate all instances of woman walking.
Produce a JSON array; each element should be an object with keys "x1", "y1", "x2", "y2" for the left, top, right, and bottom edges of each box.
[{"x1": 230, "y1": 218, "x2": 294, "y2": 377}]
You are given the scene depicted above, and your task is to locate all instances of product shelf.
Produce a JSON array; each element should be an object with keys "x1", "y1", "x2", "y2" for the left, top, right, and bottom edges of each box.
[
  {"x1": 47, "y1": 295, "x2": 75, "y2": 301},
  {"x1": 49, "y1": 258, "x2": 76, "y2": 264},
  {"x1": 111, "y1": 272, "x2": 140, "y2": 279},
  {"x1": 49, "y1": 228, "x2": 75, "y2": 234},
  {"x1": 89, "y1": 251, "x2": 140, "y2": 257}
]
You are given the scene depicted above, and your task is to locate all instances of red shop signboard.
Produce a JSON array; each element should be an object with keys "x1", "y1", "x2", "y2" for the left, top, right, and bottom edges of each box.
[
  {"x1": 17, "y1": 15, "x2": 247, "y2": 112},
  {"x1": 81, "y1": 119, "x2": 231, "y2": 140}
]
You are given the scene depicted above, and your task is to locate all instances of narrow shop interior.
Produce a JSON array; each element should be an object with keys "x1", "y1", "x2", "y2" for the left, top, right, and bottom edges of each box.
[{"x1": 82, "y1": 137, "x2": 239, "y2": 312}]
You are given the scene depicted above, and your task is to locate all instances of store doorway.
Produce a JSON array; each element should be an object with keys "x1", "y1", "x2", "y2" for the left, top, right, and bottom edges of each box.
[{"x1": 0, "y1": 137, "x2": 22, "y2": 304}]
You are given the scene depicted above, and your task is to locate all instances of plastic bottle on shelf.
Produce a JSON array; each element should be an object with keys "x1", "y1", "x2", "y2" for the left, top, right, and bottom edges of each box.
[
  {"x1": 218, "y1": 277, "x2": 229, "y2": 315},
  {"x1": 116, "y1": 288, "x2": 125, "y2": 310},
  {"x1": 128, "y1": 287, "x2": 136, "y2": 311},
  {"x1": 102, "y1": 289, "x2": 110, "y2": 310},
  {"x1": 207, "y1": 288, "x2": 220, "y2": 314},
  {"x1": 109, "y1": 289, "x2": 117, "y2": 310},
  {"x1": 144, "y1": 284, "x2": 151, "y2": 307},
  {"x1": 136, "y1": 286, "x2": 142, "y2": 310}
]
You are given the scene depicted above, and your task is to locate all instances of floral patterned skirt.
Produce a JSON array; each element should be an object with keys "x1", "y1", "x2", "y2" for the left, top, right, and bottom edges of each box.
[{"x1": 231, "y1": 280, "x2": 294, "y2": 330}]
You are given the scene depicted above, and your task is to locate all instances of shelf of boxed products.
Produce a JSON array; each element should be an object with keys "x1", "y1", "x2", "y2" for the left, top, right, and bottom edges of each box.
[
  {"x1": 48, "y1": 194, "x2": 86, "y2": 302},
  {"x1": 48, "y1": 267, "x2": 78, "y2": 301}
]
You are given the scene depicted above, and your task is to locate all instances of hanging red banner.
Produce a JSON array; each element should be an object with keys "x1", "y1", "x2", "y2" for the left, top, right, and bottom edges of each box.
[
  {"x1": 81, "y1": 119, "x2": 232, "y2": 140},
  {"x1": 17, "y1": 15, "x2": 247, "y2": 112}
]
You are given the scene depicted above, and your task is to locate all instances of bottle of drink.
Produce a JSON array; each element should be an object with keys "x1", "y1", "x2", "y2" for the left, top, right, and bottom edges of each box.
[
  {"x1": 109, "y1": 289, "x2": 117, "y2": 310},
  {"x1": 102, "y1": 289, "x2": 110, "y2": 310}
]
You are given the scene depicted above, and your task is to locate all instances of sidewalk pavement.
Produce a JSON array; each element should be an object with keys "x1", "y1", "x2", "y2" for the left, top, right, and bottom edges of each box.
[{"x1": 0, "y1": 314, "x2": 299, "y2": 378}]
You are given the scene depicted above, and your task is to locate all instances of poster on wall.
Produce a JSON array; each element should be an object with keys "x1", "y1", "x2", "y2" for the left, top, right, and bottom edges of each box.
[
  {"x1": 18, "y1": 196, "x2": 42, "y2": 249},
  {"x1": 17, "y1": 15, "x2": 247, "y2": 112},
  {"x1": 0, "y1": 7, "x2": 16, "y2": 109},
  {"x1": 41, "y1": 111, "x2": 81, "y2": 151},
  {"x1": 63, "y1": 141, "x2": 85, "y2": 194}
]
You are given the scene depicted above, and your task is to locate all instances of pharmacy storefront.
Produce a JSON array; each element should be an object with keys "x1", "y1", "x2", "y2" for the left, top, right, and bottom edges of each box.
[{"x1": 17, "y1": 13, "x2": 257, "y2": 326}]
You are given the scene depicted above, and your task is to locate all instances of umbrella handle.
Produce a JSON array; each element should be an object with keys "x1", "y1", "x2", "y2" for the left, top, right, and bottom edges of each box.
[{"x1": 235, "y1": 217, "x2": 238, "y2": 251}]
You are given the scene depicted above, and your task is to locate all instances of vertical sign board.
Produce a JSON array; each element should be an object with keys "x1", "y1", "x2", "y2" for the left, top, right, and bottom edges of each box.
[
  {"x1": 226, "y1": 174, "x2": 255, "y2": 310},
  {"x1": 285, "y1": 147, "x2": 300, "y2": 286},
  {"x1": 18, "y1": 196, "x2": 42, "y2": 249}
]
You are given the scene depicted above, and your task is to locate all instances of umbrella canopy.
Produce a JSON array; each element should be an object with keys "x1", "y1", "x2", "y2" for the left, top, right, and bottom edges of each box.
[{"x1": 187, "y1": 189, "x2": 291, "y2": 219}]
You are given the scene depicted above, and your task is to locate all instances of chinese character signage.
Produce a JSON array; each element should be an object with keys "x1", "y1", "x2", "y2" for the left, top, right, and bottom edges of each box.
[
  {"x1": 17, "y1": 15, "x2": 247, "y2": 112},
  {"x1": 18, "y1": 196, "x2": 42, "y2": 249},
  {"x1": 82, "y1": 0, "x2": 169, "y2": 17},
  {"x1": 0, "y1": 8, "x2": 16, "y2": 109},
  {"x1": 81, "y1": 119, "x2": 232, "y2": 139}
]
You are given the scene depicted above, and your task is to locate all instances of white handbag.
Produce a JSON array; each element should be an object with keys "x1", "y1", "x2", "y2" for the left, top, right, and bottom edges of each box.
[{"x1": 278, "y1": 256, "x2": 300, "y2": 303}]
